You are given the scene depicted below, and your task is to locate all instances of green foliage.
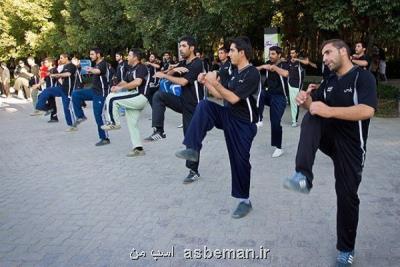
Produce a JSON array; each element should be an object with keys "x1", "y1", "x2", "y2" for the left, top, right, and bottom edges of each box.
[
  {"x1": 377, "y1": 84, "x2": 399, "y2": 99},
  {"x1": 0, "y1": 0, "x2": 399, "y2": 62}
]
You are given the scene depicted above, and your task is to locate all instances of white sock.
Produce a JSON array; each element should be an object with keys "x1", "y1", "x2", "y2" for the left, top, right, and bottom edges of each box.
[{"x1": 239, "y1": 198, "x2": 250, "y2": 204}]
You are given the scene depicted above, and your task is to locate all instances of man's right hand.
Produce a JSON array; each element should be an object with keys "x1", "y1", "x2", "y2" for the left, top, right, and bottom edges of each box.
[{"x1": 296, "y1": 83, "x2": 318, "y2": 105}]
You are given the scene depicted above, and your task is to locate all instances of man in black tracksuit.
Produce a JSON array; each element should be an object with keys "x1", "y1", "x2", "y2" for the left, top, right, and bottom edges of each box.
[
  {"x1": 175, "y1": 36, "x2": 261, "y2": 219},
  {"x1": 144, "y1": 36, "x2": 204, "y2": 183},
  {"x1": 257, "y1": 46, "x2": 289, "y2": 158},
  {"x1": 283, "y1": 39, "x2": 377, "y2": 267}
]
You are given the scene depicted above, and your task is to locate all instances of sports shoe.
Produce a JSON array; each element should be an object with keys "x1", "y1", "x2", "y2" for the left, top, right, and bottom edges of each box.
[
  {"x1": 177, "y1": 123, "x2": 183, "y2": 128},
  {"x1": 256, "y1": 121, "x2": 263, "y2": 128},
  {"x1": 30, "y1": 110, "x2": 44, "y2": 116},
  {"x1": 95, "y1": 139, "x2": 110, "y2": 146},
  {"x1": 336, "y1": 250, "x2": 354, "y2": 267},
  {"x1": 126, "y1": 148, "x2": 145, "y2": 157},
  {"x1": 48, "y1": 117, "x2": 59, "y2": 123},
  {"x1": 232, "y1": 201, "x2": 252, "y2": 219},
  {"x1": 65, "y1": 126, "x2": 78, "y2": 132},
  {"x1": 283, "y1": 171, "x2": 311, "y2": 194},
  {"x1": 175, "y1": 148, "x2": 199, "y2": 162},
  {"x1": 44, "y1": 109, "x2": 54, "y2": 116},
  {"x1": 291, "y1": 122, "x2": 298, "y2": 127},
  {"x1": 183, "y1": 170, "x2": 200, "y2": 184},
  {"x1": 75, "y1": 116, "x2": 87, "y2": 125},
  {"x1": 101, "y1": 123, "x2": 121, "y2": 131},
  {"x1": 272, "y1": 148, "x2": 283, "y2": 158},
  {"x1": 144, "y1": 129, "x2": 166, "y2": 142}
]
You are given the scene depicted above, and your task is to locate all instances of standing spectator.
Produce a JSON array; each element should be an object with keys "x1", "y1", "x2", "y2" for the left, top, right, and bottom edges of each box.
[
  {"x1": 13, "y1": 60, "x2": 31, "y2": 99},
  {"x1": 0, "y1": 63, "x2": 9, "y2": 97},
  {"x1": 378, "y1": 48, "x2": 387, "y2": 81}
]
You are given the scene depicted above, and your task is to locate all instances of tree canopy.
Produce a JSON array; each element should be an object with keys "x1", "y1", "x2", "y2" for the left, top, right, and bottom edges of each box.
[{"x1": 1, "y1": 0, "x2": 399, "y2": 62}]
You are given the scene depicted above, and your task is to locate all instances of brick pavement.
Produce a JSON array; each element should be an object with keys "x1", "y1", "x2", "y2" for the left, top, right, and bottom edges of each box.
[{"x1": 0, "y1": 96, "x2": 399, "y2": 267}]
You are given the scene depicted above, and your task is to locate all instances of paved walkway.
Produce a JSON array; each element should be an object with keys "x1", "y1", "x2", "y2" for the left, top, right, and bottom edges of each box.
[{"x1": 0, "y1": 96, "x2": 399, "y2": 267}]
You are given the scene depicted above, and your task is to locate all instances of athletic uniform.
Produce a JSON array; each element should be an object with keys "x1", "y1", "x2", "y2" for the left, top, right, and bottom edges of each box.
[{"x1": 295, "y1": 66, "x2": 377, "y2": 252}]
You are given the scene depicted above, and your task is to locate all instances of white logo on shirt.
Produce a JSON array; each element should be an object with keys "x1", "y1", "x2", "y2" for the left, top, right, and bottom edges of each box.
[
  {"x1": 238, "y1": 80, "x2": 244, "y2": 83},
  {"x1": 344, "y1": 88, "x2": 353, "y2": 93},
  {"x1": 327, "y1": 86, "x2": 333, "y2": 92}
]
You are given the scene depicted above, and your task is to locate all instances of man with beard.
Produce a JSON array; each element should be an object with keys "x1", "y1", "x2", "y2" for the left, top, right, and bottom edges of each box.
[
  {"x1": 283, "y1": 39, "x2": 377, "y2": 267},
  {"x1": 71, "y1": 48, "x2": 110, "y2": 146},
  {"x1": 144, "y1": 36, "x2": 205, "y2": 183}
]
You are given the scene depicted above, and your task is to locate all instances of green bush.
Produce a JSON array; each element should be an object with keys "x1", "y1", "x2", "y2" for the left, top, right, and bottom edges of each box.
[{"x1": 377, "y1": 83, "x2": 399, "y2": 99}]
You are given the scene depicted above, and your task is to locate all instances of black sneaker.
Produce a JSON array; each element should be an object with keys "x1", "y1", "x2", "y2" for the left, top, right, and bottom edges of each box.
[
  {"x1": 48, "y1": 117, "x2": 59, "y2": 123},
  {"x1": 232, "y1": 201, "x2": 252, "y2": 219},
  {"x1": 183, "y1": 170, "x2": 200, "y2": 184},
  {"x1": 175, "y1": 148, "x2": 199, "y2": 162},
  {"x1": 144, "y1": 129, "x2": 166, "y2": 142},
  {"x1": 95, "y1": 139, "x2": 110, "y2": 146}
]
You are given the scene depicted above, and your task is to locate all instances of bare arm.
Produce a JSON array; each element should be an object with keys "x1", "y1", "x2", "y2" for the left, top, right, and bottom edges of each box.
[
  {"x1": 205, "y1": 72, "x2": 240, "y2": 104},
  {"x1": 310, "y1": 102, "x2": 374, "y2": 120},
  {"x1": 269, "y1": 64, "x2": 289, "y2": 77}
]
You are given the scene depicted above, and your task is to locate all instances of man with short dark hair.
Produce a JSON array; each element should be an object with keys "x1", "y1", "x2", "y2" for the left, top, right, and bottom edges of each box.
[
  {"x1": 352, "y1": 42, "x2": 370, "y2": 70},
  {"x1": 71, "y1": 48, "x2": 110, "y2": 146},
  {"x1": 115, "y1": 51, "x2": 128, "y2": 84},
  {"x1": 175, "y1": 36, "x2": 261, "y2": 218},
  {"x1": 283, "y1": 39, "x2": 377, "y2": 267},
  {"x1": 36, "y1": 53, "x2": 77, "y2": 131},
  {"x1": 287, "y1": 48, "x2": 317, "y2": 127},
  {"x1": 161, "y1": 52, "x2": 171, "y2": 71},
  {"x1": 144, "y1": 36, "x2": 205, "y2": 183},
  {"x1": 101, "y1": 49, "x2": 149, "y2": 156},
  {"x1": 217, "y1": 46, "x2": 232, "y2": 89},
  {"x1": 257, "y1": 46, "x2": 289, "y2": 158},
  {"x1": 145, "y1": 53, "x2": 161, "y2": 106}
]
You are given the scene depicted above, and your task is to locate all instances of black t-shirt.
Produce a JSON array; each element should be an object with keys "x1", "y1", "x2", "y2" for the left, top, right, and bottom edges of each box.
[
  {"x1": 29, "y1": 75, "x2": 40, "y2": 87},
  {"x1": 288, "y1": 60, "x2": 305, "y2": 89},
  {"x1": 219, "y1": 60, "x2": 233, "y2": 88},
  {"x1": 161, "y1": 60, "x2": 170, "y2": 71},
  {"x1": 74, "y1": 67, "x2": 83, "y2": 89},
  {"x1": 45, "y1": 67, "x2": 58, "y2": 88},
  {"x1": 61, "y1": 63, "x2": 77, "y2": 96},
  {"x1": 92, "y1": 60, "x2": 109, "y2": 96},
  {"x1": 116, "y1": 60, "x2": 128, "y2": 83},
  {"x1": 124, "y1": 63, "x2": 149, "y2": 95},
  {"x1": 264, "y1": 61, "x2": 289, "y2": 95},
  {"x1": 227, "y1": 65, "x2": 261, "y2": 123},
  {"x1": 178, "y1": 57, "x2": 204, "y2": 107},
  {"x1": 312, "y1": 67, "x2": 377, "y2": 148},
  {"x1": 147, "y1": 63, "x2": 160, "y2": 87},
  {"x1": 354, "y1": 54, "x2": 370, "y2": 70}
]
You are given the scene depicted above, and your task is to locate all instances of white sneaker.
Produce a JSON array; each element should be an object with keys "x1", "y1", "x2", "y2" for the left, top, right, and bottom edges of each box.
[
  {"x1": 256, "y1": 121, "x2": 263, "y2": 128},
  {"x1": 272, "y1": 148, "x2": 283, "y2": 158},
  {"x1": 291, "y1": 122, "x2": 298, "y2": 127},
  {"x1": 65, "y1": 126, "x2": 78, "y2": 132}
]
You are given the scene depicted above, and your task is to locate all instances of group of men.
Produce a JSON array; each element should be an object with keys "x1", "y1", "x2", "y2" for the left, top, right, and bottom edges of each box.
[{"x1": 17, "y1": 36, "x2": 376, "y2": 267}]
